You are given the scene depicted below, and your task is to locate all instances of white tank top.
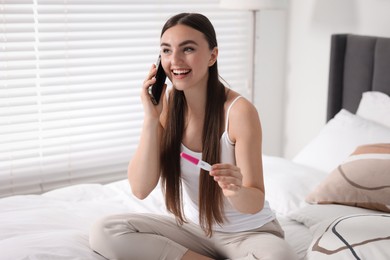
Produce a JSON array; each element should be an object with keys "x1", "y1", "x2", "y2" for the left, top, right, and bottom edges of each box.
[{"x1": 180, "y1": 96, "x2": 275, "y2": 232}]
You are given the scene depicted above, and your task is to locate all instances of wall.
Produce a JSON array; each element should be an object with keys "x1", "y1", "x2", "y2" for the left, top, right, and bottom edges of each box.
[
  {"x1": 282, "y1": 0, "x2": 390, "y2": 158},
  {"x1": 254, "y1": 9, "x2": 288, "y2": 156}
]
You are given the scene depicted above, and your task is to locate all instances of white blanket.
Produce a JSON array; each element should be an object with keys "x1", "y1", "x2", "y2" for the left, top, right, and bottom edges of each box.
[{"x1": 0, "y1": 156, "x2": 326, "y2": 259}]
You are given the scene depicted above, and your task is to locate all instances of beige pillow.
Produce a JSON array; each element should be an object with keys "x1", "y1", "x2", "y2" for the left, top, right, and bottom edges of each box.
[{"x1": 306, "y1": 143, "x2": 390, "y2": 212}]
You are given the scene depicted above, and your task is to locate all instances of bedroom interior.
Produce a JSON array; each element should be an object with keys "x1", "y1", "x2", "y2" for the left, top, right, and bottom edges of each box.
[{"x1": 1, "y1": 0, "x2": 390, "y2": 259}]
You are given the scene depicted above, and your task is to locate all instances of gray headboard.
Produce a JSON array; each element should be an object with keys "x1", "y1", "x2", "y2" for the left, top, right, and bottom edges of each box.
[{"x1": 327, "y1": 34, "x2": 390, "y2": 121}]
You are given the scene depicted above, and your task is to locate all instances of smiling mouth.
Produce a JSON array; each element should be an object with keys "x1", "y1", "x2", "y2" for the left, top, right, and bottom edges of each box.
[{"x1": 172, "y1": 69, "x2": 191, "y2": 76}]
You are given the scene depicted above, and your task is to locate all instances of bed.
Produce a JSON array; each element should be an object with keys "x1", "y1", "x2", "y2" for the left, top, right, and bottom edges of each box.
[{"x1": 1, "y1": 34, "x2": 389, "y2": 260}]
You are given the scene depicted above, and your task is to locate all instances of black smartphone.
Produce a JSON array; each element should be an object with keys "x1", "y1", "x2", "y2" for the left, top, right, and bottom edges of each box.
[{"x1": 148, "y1": 55, "x2": 167, "y2": 105}]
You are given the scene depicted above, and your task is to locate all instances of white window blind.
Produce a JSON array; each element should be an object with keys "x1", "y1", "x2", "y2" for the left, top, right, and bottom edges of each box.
[{"x1": 0, "y1": 0, "x2": 252, "y2": 197}]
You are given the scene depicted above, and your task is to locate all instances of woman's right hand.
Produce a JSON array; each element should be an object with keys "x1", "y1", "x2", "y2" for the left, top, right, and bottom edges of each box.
[{"x1": 141, "y1": 64, "x2": 167, "y2": 120}]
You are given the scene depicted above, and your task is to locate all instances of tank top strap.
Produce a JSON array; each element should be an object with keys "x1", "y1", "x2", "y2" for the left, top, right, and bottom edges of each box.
[{"x1": 224, "y1": 96, "x2": 242, "y2": 132}]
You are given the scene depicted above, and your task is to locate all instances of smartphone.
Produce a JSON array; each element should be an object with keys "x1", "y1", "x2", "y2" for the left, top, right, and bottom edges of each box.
[{"x1": 148, "y1": 55, "x2": 167, "y2": 105}]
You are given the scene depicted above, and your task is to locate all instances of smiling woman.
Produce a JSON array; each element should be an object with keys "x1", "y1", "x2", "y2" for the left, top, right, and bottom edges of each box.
[
  {"x1": 0, "y1": 1, "x2": 252, "y2": 198},
  {"x1": 89, "y1": 12, "x2": 298, "y2": 260}
]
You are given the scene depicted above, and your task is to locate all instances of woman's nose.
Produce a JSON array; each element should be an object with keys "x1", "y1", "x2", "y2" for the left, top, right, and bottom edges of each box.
[{"x1": 171, "y1": 51, "x2": 183, "y2": 65}]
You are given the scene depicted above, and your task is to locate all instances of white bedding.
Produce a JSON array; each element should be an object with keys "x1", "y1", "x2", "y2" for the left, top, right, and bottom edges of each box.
[
  {"x1": 0, "y1": 156, "x2": 316, "y2": 260},
  {"x1": 0, "y1": 181, "x2": 168, "y2": 260},
  {"x1": 1, "y1": 149, "x2": 388, "y2": 259}
]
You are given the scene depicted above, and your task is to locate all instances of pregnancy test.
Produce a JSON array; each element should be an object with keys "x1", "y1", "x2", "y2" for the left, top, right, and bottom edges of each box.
[{"x1": 180, "y1": 152, "x2": 212, "y2": 171}]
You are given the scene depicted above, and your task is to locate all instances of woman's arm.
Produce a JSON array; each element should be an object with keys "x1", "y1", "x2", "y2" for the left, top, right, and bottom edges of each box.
[
  {"x1": 127, "y1": 64, "x2": 167, "y2": 199},
  {"x1": 210, "y1": 97, "x2": 265, "y2": 214}
]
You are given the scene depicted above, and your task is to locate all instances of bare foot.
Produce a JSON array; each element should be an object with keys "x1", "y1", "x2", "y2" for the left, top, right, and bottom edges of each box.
[{"x1": 182, "y1": 250, "x2": 213, "y2": 260}]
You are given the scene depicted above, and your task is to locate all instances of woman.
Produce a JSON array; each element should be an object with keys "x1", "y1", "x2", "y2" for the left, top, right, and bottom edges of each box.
[{"x1": 89, "y1": 13, "x2": 297, "y2": 260}]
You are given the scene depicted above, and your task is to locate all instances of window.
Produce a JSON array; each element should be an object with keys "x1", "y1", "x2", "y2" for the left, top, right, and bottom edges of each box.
[{"x1": 0, "y1": 0, "x2": 252, "y2": 197}]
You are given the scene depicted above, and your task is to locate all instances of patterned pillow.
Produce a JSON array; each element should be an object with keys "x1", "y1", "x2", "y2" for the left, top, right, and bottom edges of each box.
[
  {"x1": 305, "y1": 143, "x2": 390, "y2": 212},
  {"x1": 306, "y1": 214, "x2": 390, "y2": 260}
]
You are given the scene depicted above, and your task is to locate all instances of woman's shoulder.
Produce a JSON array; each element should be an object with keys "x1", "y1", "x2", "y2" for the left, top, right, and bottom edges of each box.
[
  {"x1": 225, "y1": 91, "x2": 261, "y2": 140},
  {"x1": 225, "y1": 89, "x2": 261, "y2": 140},
  {"x1": 225, "y1": 89, "x2": 258, "y2": 117}
]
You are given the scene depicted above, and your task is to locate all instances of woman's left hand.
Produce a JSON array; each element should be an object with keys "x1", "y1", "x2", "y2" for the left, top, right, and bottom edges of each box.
[{"x1": 210, "y1": 164, "x2": 243, "y2": 197}]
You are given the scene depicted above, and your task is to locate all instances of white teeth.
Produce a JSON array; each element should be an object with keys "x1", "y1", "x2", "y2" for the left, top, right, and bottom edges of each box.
[{"x1": 173, "y1": 69, "x2": 190, "y2": 75}]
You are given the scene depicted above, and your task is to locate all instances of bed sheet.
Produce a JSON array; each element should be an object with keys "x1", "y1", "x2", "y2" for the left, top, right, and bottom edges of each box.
[
  {"x1": 0, "y1": 180, "x2": 170, "y2": 260},
  {"x1": 0, "y1": 157, "x2": 314, "y2": 260}
]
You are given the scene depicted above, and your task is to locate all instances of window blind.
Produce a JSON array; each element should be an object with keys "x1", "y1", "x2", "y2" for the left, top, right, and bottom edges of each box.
[{"x1": 0, "y1": 0, "x2": 252, "y2": 197}]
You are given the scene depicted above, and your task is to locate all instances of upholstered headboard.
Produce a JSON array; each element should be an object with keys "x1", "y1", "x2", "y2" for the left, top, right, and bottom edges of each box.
[{"x1": 327, "y1": 34, "x2": 390, "y2": 121}]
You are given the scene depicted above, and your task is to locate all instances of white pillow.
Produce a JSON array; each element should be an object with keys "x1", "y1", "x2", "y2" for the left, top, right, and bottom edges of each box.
[
  {"x1": 356, "y1": 91, "x2": 390, "y2": 128},
  {"x1": 262, "y1": 156, "x2": 327, "y2": 216},
  {"x1": 293, "y1": 109, "x2": 390, "y2": 173}
]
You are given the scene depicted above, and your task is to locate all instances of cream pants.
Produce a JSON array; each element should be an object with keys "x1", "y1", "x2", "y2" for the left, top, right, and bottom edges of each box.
[{"x1": 89, "y1": 213, "x2": 298, "y2": 260}]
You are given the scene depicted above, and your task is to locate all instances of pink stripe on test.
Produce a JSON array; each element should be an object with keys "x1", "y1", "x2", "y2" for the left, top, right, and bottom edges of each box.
[{"x1": 180, "y1": 152, "x2": 199, "y2": 165}]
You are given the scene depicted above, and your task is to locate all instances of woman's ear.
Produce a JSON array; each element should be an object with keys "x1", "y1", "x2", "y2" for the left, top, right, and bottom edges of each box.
[{"x1": 208, "y1": 47, "x2": 218, "y2": 67}]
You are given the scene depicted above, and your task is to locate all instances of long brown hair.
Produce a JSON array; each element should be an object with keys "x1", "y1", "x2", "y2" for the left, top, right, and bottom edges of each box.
[{"x1": 160, "y1": 13, "x2": 227, "y2": 236}]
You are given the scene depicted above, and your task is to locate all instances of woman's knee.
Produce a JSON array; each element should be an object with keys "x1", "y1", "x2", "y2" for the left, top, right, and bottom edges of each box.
[
  {"x1": 89, "y1": 214, "x2": 148, "y2": 252},
  {"x1": 89, "y1": 214, "x2": 128, "y2": 256},
  {"x1": 89, "y1": 214, "x2": 188, "y2": 260},
  {"x1": 89, "y1": 215, "x2": 111, "y2": 252}
]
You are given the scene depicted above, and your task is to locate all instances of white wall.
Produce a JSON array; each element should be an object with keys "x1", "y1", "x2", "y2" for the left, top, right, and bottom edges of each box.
[
  {"x1": 262, "y1": 0, "x2": 390, "y2": 158},
  {"x1": 254, "y1": 9, "x2": 288, "y2": 156}
]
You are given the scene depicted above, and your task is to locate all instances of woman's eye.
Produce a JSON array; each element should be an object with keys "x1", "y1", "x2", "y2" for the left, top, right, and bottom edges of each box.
[
  {"x1": 162, "y1": 48, "x2": 171, "y2": 54},
  {"x1": 184, "y1": 47, "x2": 194, "y2": 53}
]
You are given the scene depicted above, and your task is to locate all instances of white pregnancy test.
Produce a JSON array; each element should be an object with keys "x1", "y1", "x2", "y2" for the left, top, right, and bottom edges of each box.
[{"x1": 180, "y1": 152, "x2": 212, "y2": 171}]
